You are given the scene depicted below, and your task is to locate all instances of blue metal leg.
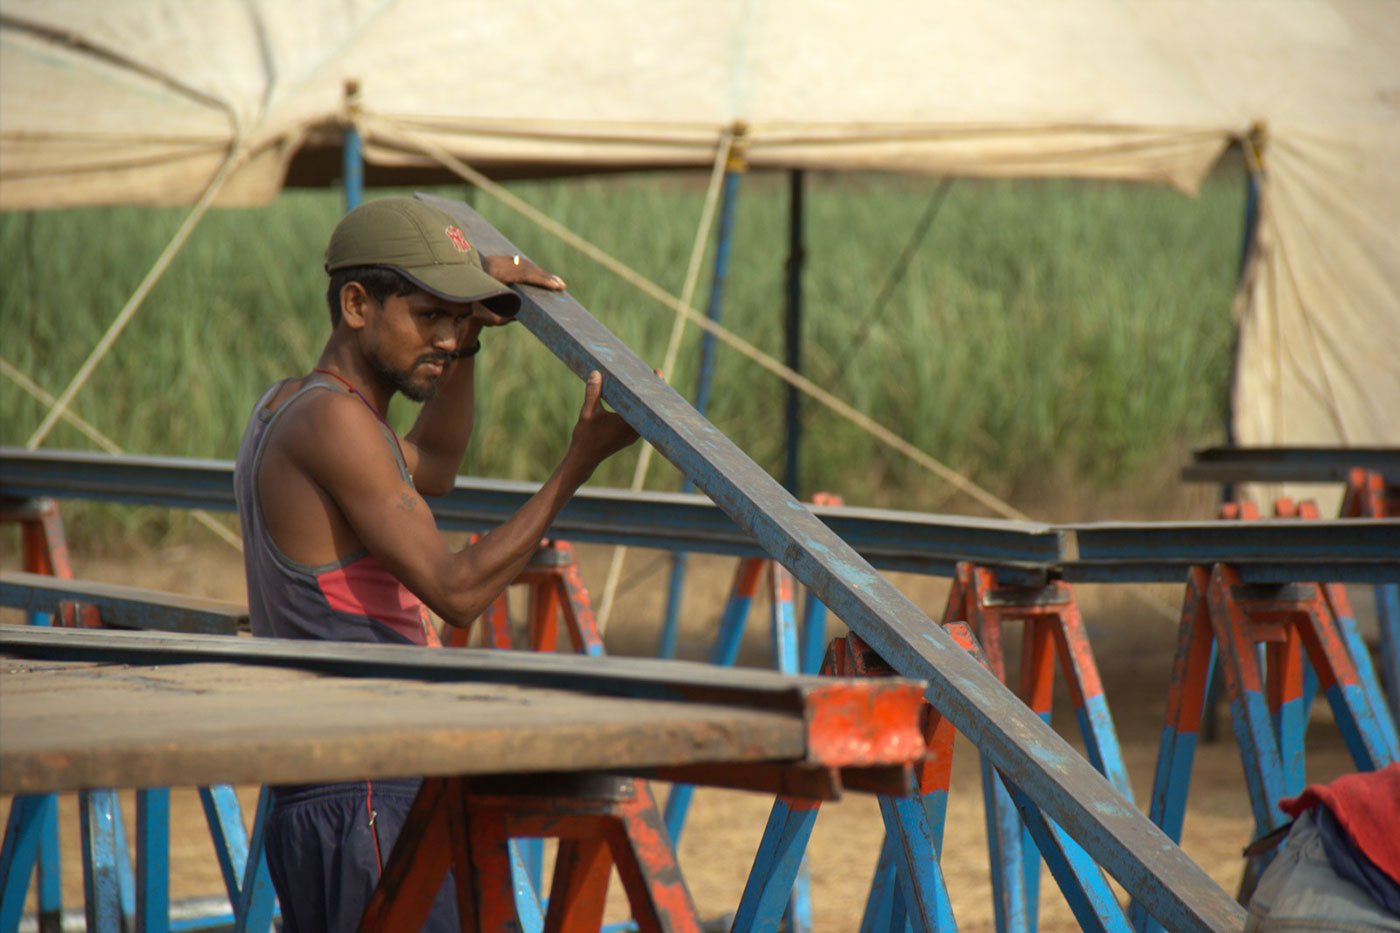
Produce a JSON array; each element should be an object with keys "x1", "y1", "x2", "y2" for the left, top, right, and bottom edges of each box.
[
  {"x1": 233, "y1": 787, "x2": 277, "y2": 933},
  {"x1": 2, "y1": 795, "x2": 54, "y2": 933},
  {"x1": 1300, "y1": 605, "x2": 1397, "y2": 773},
  {"x1": 1134, "y1": 571, "x2": 1214, "y2": 933},
  {"x1": 137, "y1": 789, "x2": 171, "y2": 933},
  {"x1": 799, "y1": 590, "x2": 830, "y2": 675},
  {"x1": 767, "y1": 564, "x2": 814, "y2": 932},
  {"x1": 518, "y1": 837, "x2": 544, "y2": 897},
  {"x1": 732, "y1": 799, "x2": 820, "y2": 933},
  {"x1": 859, "y1": 836, "x2": 900, "y2": 933},
  {"x1": 1378, "y1": 583, "x2": 1400, "y2": 729},
  {"x1": 710, "y1": 561, "x2": 761, "y2": 667},
  {"x1": 979, "y1": 755, "x2": 1029, "y2": 933},
  {"x1": 508, "y1": 840, "x2": 545, "y2": 932},
  {"x1": 877, "y1": 794, "x2": 956, "y2": 931},
  {"x1": 658, "y1": 551, "x2": 689, "y2": 659},
  {"x1": 662, "y1": 783, "x2": 695, "y2": 846},
  {"x1": 1004, "y1": 779, "x2": 1130, "y2": 933},
  {"x1": 1207, "y1": 571, "x2": 1291, "y2": 854},
  {"x1": 199, "y1": 786, "x2": 253, "y2": 906},
  {"x1": 1331, "y1": 585, "x2": 1399, "y2": 757},
  {"x1": 35, "y1": 791, "x2": 62, "y2": 933},
  {"x1": 80, "y1": 789, "x2": 128, "y2": 932}
]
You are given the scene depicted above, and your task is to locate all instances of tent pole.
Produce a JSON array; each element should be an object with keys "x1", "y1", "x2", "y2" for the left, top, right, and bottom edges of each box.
[
  {"x1": 343, "y1": 80, "x2": 364, "y2": 212},
  {"x1": 658, "y1": 149, "x2": 746, "y2": 660},
  {"x1": 784, "y1": 170, "x2": 805, "y2": 495}
]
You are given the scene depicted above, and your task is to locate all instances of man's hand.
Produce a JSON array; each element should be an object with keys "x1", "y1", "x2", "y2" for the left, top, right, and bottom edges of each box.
[
  {"x1": 568, "y1": 371, "x2": 641, "y2": 473},
  {"x1": 483, "y1": 254, "x2": 566, "y2": 291}
]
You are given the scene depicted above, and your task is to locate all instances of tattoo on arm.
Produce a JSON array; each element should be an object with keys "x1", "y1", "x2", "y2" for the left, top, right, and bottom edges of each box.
[{"x1": 397, "y1": 491, "x2": 419, "y2": 513}]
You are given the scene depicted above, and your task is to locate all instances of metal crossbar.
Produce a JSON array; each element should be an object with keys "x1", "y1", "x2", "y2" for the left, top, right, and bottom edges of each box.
[{"x1": 4, "y1": 449, "x2": 1398, "y2": 584}]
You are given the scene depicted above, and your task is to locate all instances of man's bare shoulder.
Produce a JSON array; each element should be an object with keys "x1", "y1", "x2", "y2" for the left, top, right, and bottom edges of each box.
[{"x1": 265, "y1": 386, "x2": 393, "y2": 476}]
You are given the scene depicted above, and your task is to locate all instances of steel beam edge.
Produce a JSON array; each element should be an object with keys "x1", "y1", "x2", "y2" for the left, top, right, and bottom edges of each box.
[
  {"x1": 1182, "y1": 446, "x2": 1400, "y2": 485},
  {"x1": 426, "y1": 193, "x2": 1244, "y2": 931},
  {"x1": 1, "y1": 571, "x2": 246, "y2": 635}
]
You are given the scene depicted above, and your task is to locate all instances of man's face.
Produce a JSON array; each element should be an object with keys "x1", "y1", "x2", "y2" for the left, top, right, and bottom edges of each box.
[{"x1": 364, "y1": 291, "x2": 477, "y2": 402}]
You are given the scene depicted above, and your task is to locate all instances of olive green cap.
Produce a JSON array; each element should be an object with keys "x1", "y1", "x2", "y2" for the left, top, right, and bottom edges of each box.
[{"x1": 324, "y1": 197, "x2": 520, "y2": 314}]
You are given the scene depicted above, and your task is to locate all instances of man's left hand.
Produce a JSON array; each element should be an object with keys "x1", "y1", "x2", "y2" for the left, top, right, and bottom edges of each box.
[{"x1": 483, "y1": 254, "x2": 566, "y2": 291}]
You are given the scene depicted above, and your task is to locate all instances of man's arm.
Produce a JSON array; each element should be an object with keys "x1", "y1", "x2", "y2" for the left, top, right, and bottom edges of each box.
[
  {"x1": 404, "y1": 256, "x2": 566, "y2": 495},
  {"x1": 295, "y1": 371, "x2": 635, "y2": 626}
]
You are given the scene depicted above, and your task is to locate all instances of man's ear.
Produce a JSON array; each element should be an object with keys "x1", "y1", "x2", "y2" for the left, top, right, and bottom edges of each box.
[{"x1": 340, "y1": 281, "x2": 372, "y2": 330}]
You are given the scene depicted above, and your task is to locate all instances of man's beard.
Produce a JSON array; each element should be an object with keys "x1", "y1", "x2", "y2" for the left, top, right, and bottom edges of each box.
[{"x1": 369, "y1": 350, "x2": 448, "y2": 403}]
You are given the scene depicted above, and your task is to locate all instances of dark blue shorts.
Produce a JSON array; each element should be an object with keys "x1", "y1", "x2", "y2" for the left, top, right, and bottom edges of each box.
[{"x1": 264, "y1": 778, "x2": 458, "y2": 933}]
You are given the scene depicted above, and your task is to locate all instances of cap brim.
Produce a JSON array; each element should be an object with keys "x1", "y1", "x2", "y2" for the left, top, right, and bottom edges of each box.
[{"x1": 396, "y1": 264, "x2": 522, "y2": 316}]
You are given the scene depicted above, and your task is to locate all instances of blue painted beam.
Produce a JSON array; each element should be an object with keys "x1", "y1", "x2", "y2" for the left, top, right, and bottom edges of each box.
[
  {"x1": 0, "y1": 448, "x2": 1059, "y2": 583},
  {"x1": 6, "y1": 449, "x2": 1398, "y2": 583},
  {"x1": 425, "y1": 195, "x2": 1245, "y2": 932}
]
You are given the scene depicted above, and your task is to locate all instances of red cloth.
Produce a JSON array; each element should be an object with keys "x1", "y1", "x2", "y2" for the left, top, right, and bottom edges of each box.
[{"x1": 1281, "y1": 763, "x2": 1400, "y2": 885}]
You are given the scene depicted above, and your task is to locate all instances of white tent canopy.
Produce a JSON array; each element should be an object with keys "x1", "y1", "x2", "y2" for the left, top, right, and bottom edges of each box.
[{"x1": 3, "y1": 0, "x2": 1398, "y2": 455}]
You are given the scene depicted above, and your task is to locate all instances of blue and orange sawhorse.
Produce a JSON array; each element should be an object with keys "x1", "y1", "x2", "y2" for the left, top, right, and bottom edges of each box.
[
  {"x1": 0, "y1": 497, "x2": 277, "y2": 933},
  {"x1": 734, "y1": 628, "x2": 1133, "y2": 933},
  {"x1": 442, "y1": 538, "x2": 702, "y2": 930},
  {"x1": 939, "y1": 561, "x2": 1133, "y2": 933},
  {"x1": 660, "y1": 494, "x2": 843, "y2": 932},
  {"x1": 1135, "y1": 546, "x2": 1399, "y2": 933}
]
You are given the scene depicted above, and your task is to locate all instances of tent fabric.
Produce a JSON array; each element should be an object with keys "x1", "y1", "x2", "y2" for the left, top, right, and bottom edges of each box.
[{"x1": 2, "y1": 0, "x2": 1397, "y2": 466}]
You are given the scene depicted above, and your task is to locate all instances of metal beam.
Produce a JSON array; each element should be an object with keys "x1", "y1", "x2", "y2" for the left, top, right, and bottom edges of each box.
[
  {"x1": 5, "y1": 448, "x2": 1397, "y2": 583},
  {"x1": 420, "y1": 194, "x2": 1245, "y2": 931},
  {"x1": 0, "y1": 447, "x2": 1063, "y2": 582},
  {"x1": 1182, "y1": 445, "x2": 1400, "y2": 485}
]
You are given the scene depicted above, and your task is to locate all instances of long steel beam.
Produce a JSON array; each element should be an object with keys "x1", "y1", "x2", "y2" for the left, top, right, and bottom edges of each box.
[
  {"x1": 1182, "y1": 445, "x2": 1400, "y2": 485},
  {"x1": 422, "y1": 194, "x2": 1244, "y2": 931},
  {"x1": 0, "y1": 447, "x2": 1059, "y2": 582},
  {"x1": 3, "y1": 448, "x2": 1396, "y2": 583}
]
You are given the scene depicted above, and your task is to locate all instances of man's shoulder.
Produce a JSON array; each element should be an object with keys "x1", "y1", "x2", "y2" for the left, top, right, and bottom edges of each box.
[{"x1": 263, "y1": 382, "x2": 384, "y2": 460}]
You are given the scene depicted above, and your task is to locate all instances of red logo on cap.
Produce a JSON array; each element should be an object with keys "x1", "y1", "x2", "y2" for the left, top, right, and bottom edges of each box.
[{"x1": 444, "y1": 226, "x2": 471, "y2": 253}]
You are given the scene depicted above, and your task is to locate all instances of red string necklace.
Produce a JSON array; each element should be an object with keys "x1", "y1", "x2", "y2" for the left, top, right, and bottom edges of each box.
[{"x1": 312, "y1": 367, "x2": 406, "y2": 464}]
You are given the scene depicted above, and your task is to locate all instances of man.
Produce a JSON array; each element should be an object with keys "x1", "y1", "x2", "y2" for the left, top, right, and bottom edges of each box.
[{"x1": 233, "y1": 197, "x2": 640, "y2": 931}]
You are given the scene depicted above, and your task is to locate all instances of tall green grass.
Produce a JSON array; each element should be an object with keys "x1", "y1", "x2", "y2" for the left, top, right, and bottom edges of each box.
[{"x1": 1, "y1": 168, "x2": 1243, "y2": 539}]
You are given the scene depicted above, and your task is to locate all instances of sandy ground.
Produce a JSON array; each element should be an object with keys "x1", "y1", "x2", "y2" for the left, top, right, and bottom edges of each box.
[{"x1": 1, "y1": 539, "x2": 1364, "y2": 931}]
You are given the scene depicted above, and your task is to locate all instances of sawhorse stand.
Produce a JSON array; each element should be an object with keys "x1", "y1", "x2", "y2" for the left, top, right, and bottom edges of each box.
[
  {"x1": 1137, "y1": 560, "x2": 1398, "y2": 932},
  {"x1": 940, "y1": 561, "x2": 1132, "y2": 932},
  {"x1": 446, "y1": 539, "x2": 604, "y2": 657},
  {"x1": 362, "y1": 774, "x2": 696, "y2": 932},
  {"x1": 440, "y1": 539, "x2": 701, "y2": 930},
  {"x1": 0, "y1": 497, "x2": 277, "y2": 933},
  {"x1": 734, "y1": 629, "x2": 1131, "y2": 933}
]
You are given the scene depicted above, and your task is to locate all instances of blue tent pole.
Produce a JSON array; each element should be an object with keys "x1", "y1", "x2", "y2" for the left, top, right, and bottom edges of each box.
[
  {"x1": 343, "y1": 80, "x2": 364, "y2": 212},
  {"x1": 657, "y1": 150, "x2": 746, "y2": 659},
  {"x1": 783, "y1": 170, "x2": 805, "y2": 496}
]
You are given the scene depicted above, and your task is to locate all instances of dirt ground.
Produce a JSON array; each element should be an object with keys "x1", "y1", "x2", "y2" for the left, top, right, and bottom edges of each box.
[{"x1": 1, "y1": 538, "x2": 1364, "y2": 931}]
